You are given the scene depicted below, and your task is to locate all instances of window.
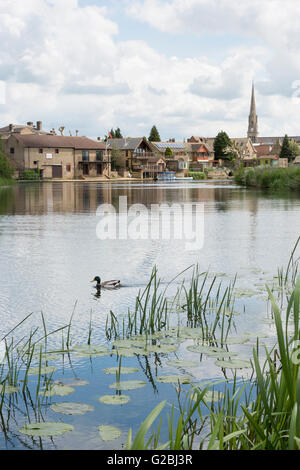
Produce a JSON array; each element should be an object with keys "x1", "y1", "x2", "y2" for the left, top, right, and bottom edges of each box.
[
  {"x1": 82, "y1": 150, "x2": 89, "y2": 161},
  {"x1": 55, "y1": 149, "x2": 59, "y2": 154},
  {"x1": 66, "y1": 164, "x2": 71, "y2": 172},
  {"x1": 10, "y1": 147, "x2": 15, "y2": 154},
  {"x1": 96, "y1": 150, "x2": 103, "y2": 161},
  {"x1": 39, "y1": 149, "x2": 43, "y2": 154}
]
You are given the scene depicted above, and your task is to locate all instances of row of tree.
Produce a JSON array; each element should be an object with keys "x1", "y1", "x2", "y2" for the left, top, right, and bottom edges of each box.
[{"x1": 105, "y1": 126, "x2": 161, "y2": 142}]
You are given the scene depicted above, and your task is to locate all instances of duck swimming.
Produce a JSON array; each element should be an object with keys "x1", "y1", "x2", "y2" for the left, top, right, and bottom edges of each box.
[{"x1": 91, "y1": 276, "x2": 121, "y2": 289}]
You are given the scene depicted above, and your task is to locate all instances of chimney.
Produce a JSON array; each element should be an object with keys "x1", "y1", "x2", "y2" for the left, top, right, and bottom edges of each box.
[
  {"x1": 9, "y1": 124, "x2": 14, "y2": 132},
  {"x1": 27, "y1": 121, "x2": 33, "y2": 126},
  {"x1": 36, "y1": 121, "x2": 42, "y2": 131}
]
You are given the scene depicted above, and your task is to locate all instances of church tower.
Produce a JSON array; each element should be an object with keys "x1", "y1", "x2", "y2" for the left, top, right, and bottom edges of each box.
[{"x1": 247, "y1": 83, "x2": 258, "y2": 143}]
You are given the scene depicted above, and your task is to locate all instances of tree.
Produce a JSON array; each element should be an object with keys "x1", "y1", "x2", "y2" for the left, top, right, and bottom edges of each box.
[
  {"x1": 0, "y1": 136, "x2": 14, "y2": 179},
  {"x1": 213, "y1": 131, "x2": 234, "y2": 161},
  {"x1": 114, "y1": 128, "x2": 123, "y2": 138},
  {"x1": 104, "y1": 128, "x2": 123, "y2": 141},
  {"x1": 279, "y1": 135, "x2": 294, "y2": 161},
  {"x1": 288, "y1": 140, "x2": 300, "y2": 160},
  {"x1": 164, "y1": 146, "x2": 173, "y2": 157},
  {"x1": 149, "y1": 125, "x2": 161, "y2": 142},
  {"x1": 110, "y1": 145, "x2": 125, "y2": 172}
]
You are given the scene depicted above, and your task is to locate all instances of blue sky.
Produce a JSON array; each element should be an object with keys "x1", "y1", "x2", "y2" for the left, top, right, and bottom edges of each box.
[{"x1": 0, "y1": 0, "x2": 300, "y2": 140}]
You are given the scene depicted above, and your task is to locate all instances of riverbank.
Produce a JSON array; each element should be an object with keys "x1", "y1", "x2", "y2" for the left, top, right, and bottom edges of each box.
[
  {"x1": 0, "y1": 177, "x2": 15, "y2": 187},
  {"x1": 234, "y1": 166, "x2": 300, "y2": 191}
]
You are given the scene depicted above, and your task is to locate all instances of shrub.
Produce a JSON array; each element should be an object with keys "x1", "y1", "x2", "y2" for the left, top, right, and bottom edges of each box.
[
  {"x1": 187, "y1": 171, "x2": 206, "y2": 180},
  {"x1": 22, "y1": 170, "x2": 41, "y2": 180}
]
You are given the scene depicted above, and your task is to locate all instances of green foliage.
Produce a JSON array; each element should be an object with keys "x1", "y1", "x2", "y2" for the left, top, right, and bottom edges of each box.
[
  {"x1": 106, "y1": 128, "x2": 123, "y2": 140},
  {"x1": 234, "y1": 167, "x2": 300, "y2": 191},
  {"x1": 0, "y1": 137, "x2": 14, "y2": 180},
  {"x1": 288, "y1": 140, "x2": 300, "y2": 159},
  {"x1": 149, "y1": 125, "x2": 161, "y2": 142},
  {"x1": 110, "y1": 146, "x2": 125, "y2": 171},
  {"x1": 22, "y1": 170, "x2": 41, "y2": 180},
  {"x1": 280, "y1": 135, "x2": 294, "y2": 161},
  {"x1": 187, "y1": 171, "x2": 206, "y2": 180},
  {"x1": 213, "y1": 131, "x2": 233, "y2": 161},
  {"x1": 164, "y1": 146, "x2": 173, "y2": 157}
]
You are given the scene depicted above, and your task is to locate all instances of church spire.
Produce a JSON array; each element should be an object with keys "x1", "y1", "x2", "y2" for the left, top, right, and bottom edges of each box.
[{"x1": 247, "y1": 82, "x2": 258, "y2": 143}]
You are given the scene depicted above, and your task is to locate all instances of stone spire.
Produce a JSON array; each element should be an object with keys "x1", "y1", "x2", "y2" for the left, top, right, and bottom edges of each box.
[{"x1": 247, "y1": 82, "x2": 258, "y2": 143}]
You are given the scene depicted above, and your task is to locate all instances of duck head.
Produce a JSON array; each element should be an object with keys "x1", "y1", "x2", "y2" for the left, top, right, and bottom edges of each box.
[{"x1": 91, "y1": 276, "x2": 101, "y2": 286}]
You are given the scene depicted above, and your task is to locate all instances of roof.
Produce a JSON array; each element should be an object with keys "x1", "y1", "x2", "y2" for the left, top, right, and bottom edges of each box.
[
  {"x1": 12, "y1": 134, "x2": 106, "y2": 150},
  {"x1": 254, "y1": 144, "x2": 272, "y2": 157},
  {"x1": 108, "y1": 137, "x2": 145, "y2": 151},
  {"x1": 151, "y1": 142, "x2": 186, "y2": 151},
  {"x1": 0, "y1": 124, "x2": 48, "y2": 135}
]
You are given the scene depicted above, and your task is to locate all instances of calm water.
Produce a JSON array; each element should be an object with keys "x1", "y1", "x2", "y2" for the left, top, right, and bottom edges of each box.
[{"x1": 0, "y1": 180, "x2": 300, "y2": 449}]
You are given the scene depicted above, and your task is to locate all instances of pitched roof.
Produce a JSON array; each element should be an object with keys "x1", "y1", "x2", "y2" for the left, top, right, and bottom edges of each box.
[
  {"x1": 12, "y1": 134, "x2": 106, "y2": 150},
  {"x1": 107, "y1": 137, "x2": 145, "y2": 150}
]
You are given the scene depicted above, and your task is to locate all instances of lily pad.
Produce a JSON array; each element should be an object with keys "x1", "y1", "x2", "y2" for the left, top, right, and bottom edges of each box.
[
  {"x1": 166, "y1": 360, "x2": 198, "y2": 368},
  {"x1": 50, "y1": 402, "x2": 94, "y2": 415},
  {"x1": 0, "y1": 384, "x2": 19, "y2": 394},
  {"x1": 54, "y1": 379, "x2": 89, "y2": 387},
  {"x1": 222, "y1": 336, "x2": 249, "y2": 345},
  {"x1": 19, "y1": 422, "x2": 74, "y2": 437},
  {"x1": 28, "y1": 366, "x2": 57, "y2": 376},
  {"x1": 99, "y1": 395, "x2": 131, "y2": 405},
  {"x1": 103, "y1": 367, "x2": 139, "y2": 375},
  {"x1": 156, "y1": 375, "x2": 191, "y2": 384},
  {"x1": 109, "y1": 380, "x2": 147, "y2": 390},
  {"x1": 111, "y1": 348, "x2": 135, "y2": 357},
  {"x1": 39, "y1": 384, "x2": 74, "y2": 397},
  {"x1": 99, "y1": 425, "x2": 122, "y2": 442},
  {"x1": 192, "y1": 390, "x2": 224, "y2": 402},
  {"x1": 73, "y1": 344, "x2": 109, "y2": 356},
  {"x1": 215, "y1": 358, "x2": 252, "y2": 369}
]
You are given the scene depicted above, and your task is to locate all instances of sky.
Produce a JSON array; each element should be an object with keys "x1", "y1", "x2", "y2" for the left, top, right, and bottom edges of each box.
[{"x1": 1, "y1": 0, "x2": 300, "y2": 140}]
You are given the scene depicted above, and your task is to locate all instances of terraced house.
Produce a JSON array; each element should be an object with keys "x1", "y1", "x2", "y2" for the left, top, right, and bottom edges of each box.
[{"x1": 3, "y1": 134, "x2": 110, "y2": 179}]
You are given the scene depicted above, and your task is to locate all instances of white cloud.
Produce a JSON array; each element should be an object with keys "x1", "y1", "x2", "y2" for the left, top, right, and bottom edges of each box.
[{"x1": 0, "y1": 0, "x2": 299, "y2": 140}]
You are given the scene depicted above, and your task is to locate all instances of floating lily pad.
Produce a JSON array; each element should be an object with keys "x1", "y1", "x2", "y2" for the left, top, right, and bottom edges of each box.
[
  {"x1": 111, "y1": 348, "x2": 135, "y2": 357},
  {"x1": 19, "y1": 422, "x2": 74, "y2": 437},
  {"x1": 187, "y1": 345, "x2": 233, "y2": 357},
  {"x1": 99, "y1": 425, "x2": 122, "y2": 442},
  {"x1": 215, "y1": 358, "x2": 252, "y2": 369},
  {"x1": 103, "y1": 367, "x2": 139, "y2": 375},
  {"x1": 112, "y1": 339, "x2": 134, "y2": 348},
  {"x1": 73, "y1": 344, "x2": 109, "y2": 356},
  {"x1": 39, "y1": 384, "x2": 74, "y2": 397},
  {"x1": 57, "y1": 379, "x2": 89, "y2": 387},
  {"x1": 234, "y1": 288, "x2": 258, "y2": 298},
  {"x1": 28, "y1": 366, "x2": 57, "y2": 376},
  {"x1": 145, "y1": 344, "x2": 178, "y2": 354},
  {"x1": 222, "y1": 336, "x2": 249, "y2": 345},
  {"x1": 166, "y1": 360, "x2": 198, "y2": 368},
  {"x1": 50, "y1": 402, "x2": 94, "y2": 415},
  {"x1": 0, "y1": 384, "x2": 19, "y2": 394},
  {"x1": 192, "y1": 390, "x2": 224, "y2": 402},
  {"x1": 156, "y1": 375, "x2": 191, "y2": 384},
  {"x1": 109, "y1": 380, "x2": 147, "y2": 390},
  {"x1": 99, "y1": 395, "x2": 131, "y2": 405}
]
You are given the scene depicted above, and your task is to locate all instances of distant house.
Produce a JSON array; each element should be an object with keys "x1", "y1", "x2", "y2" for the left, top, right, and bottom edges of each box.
[
  {"x1": 107, "y1": 137, "x2": 154, "y2": 174},
  {"x1": 3, "y1": 134, "x2": 110, "y2": 179},
  {"x1": 0, "y1": 121, "x2": 49, "y2": 138},
  {"x1": 149, "y1": 141, "x2": 190, "y2": 175}
]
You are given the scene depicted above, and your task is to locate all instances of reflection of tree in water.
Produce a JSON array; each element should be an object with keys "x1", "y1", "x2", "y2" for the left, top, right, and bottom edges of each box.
[
  {"x1": 0, "y1": 186, "x2": 14, "y2": 215},
  {"x1": 135, "y1": 354, "x2": 160, "y2": 394}
]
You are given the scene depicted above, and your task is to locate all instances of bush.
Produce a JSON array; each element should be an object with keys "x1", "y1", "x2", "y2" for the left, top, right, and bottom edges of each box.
[
  {"x1": 22, "y1": 170, "x2": 41, "y2": 180},
  {"x1": 234, "y1": 166, "x2": 300, "y2": 191},
  {"x1": 0, "y1": 152, "x2": 14, "y2": 179},
  {"x1": 187, "y1": 171, "x2": 206, "y2": 180}
]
